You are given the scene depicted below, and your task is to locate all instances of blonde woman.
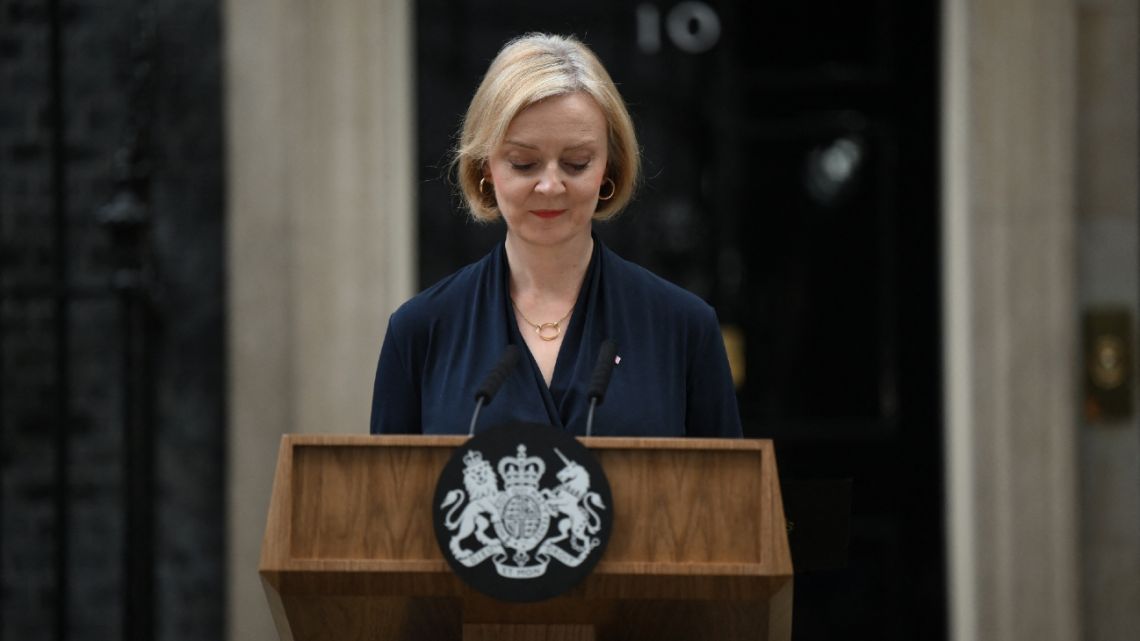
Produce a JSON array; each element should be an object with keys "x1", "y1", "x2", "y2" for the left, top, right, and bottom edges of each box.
[{"x1": 371, "y1": 34, "x2": 740, "y2": 438}]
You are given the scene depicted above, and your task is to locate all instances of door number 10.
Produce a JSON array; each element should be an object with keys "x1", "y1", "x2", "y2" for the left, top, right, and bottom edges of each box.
[{"x1": 637, "y1": 2, "x2": 723, "y2": 54}]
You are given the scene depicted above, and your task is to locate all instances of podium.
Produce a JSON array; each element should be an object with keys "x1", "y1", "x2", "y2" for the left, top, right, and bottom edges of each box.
[{"x1": 260, "y1": 434, "x2": 793, "y2": 640}]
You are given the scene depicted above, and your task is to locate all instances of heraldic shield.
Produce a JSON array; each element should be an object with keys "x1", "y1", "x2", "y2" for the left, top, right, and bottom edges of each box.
[{"x1": 432, "y1": 422, "x2": 614, "y2": 602}]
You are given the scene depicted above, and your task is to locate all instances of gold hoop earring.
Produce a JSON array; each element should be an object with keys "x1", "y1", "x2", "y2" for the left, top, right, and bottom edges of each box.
[
  {"x1": 598, "y1": 177, "x2": 616, "y2": 201},
  {"x1": 479, "y1": 177, "x2": 492, "y2": 195}
]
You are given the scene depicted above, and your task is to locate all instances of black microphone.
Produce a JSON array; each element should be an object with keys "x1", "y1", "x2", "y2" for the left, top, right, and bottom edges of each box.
[
  {"x1": 585, "y1": 340, "x2": 617, "y2": 437},
  {"x1": 469, "y1": 345, "x2": 520, "y2": 435}
]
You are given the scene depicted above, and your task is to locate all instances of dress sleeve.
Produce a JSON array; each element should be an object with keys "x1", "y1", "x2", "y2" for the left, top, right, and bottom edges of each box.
[
  {"x1": 684, "y1": 307, "x2": 744, "y2": 437},
  {"x1": 369, "y1": 316, "x2": 422, "y2": 434}
]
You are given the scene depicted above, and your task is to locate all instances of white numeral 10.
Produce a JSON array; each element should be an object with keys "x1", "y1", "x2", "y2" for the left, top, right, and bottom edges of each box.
[{"x1": 637, "y1": 2, "x2": 723, "y2": 54}]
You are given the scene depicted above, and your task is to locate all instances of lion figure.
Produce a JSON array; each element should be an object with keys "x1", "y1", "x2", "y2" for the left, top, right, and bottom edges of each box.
[{"x1": 440, "y1": 451, "x2": 501, "y2": 558}]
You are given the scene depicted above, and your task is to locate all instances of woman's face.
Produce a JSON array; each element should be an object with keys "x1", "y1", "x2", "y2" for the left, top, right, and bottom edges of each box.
[{"x1": 485, "y1": 92, "x2": 609, "y2": 249}]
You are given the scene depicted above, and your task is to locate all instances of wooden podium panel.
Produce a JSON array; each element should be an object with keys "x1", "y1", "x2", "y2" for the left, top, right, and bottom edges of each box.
[{"x1": 261, "y1": 435, "x2": 792, "y2": 641}]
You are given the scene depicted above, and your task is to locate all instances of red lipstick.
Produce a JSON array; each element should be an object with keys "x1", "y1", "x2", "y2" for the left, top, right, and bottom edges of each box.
[{"x1": 530, "y1": 209, "x2": 566, "y2": 219}]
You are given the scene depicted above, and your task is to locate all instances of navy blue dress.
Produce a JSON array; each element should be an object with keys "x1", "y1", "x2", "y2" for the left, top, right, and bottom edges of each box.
[{"x1": 370, "y1": 237, "x2": 741, "y2": 437}]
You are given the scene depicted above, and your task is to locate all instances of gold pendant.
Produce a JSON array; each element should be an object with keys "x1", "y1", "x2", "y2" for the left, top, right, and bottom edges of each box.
[{"x1": 536, "y1": 323, "x2": 561, "y2": 341}]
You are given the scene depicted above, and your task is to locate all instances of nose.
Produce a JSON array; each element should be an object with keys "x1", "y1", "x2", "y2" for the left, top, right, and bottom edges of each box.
[{"x1": 534, "y1": 162, "x2": 567, "y2": 195}]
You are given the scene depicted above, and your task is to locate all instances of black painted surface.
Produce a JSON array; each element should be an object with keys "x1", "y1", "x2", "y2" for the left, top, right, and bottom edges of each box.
[
  {"x1": 0, "y1": 1, "x2": 225, "y2": 639},
  {"x1": 416, "y1": 2, "x2": 943, "y2": 639}
]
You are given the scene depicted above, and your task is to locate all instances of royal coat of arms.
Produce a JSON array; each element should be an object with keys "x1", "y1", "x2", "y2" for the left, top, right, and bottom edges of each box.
[{"x1": 439, "y1": 443, "x2": 607, "y2": 579}]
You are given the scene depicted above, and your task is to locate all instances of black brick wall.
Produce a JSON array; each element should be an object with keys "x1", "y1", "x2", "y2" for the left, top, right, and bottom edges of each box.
[{"x1": 1, "y1": 0, "x2": 225, "y2": 639}]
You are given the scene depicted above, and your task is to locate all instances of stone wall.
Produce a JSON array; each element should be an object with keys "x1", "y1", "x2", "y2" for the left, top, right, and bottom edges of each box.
[
  {"x1": 942, "y1": 1, "x2": 1081, "y2": 639},
  {"x1": 222, "y1": 0, "x2": 415, "y2": 638}
]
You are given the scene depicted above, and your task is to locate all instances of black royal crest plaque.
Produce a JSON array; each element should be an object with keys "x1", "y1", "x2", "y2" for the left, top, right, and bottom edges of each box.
[{"x1": 432, "y1": 422, "x2": 614, "y2": 602}]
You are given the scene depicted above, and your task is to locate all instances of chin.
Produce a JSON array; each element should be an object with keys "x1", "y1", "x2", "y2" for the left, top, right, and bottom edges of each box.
[
  {"x1": 513, "y1": 222, "x2": 591, "y2": 248},
  {"x1": 506, "y1": 211, "x2": 588, "y2": 238}
]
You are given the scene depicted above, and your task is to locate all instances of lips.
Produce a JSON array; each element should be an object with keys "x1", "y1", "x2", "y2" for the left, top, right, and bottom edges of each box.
[{"x1": 530, "y1": 209, "x2": 567, "y2": 219}]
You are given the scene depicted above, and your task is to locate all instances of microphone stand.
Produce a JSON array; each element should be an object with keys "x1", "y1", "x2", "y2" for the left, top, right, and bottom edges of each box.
[
  {"x1": 468, "y1": 345, "x2": 520, "y2": 436},
  {"x1": 585, "y1": 340, "x2": 617, "y2": 437}
]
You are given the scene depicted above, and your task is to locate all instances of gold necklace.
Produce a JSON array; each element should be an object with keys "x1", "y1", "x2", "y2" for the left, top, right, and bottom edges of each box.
[{"x1": 511, "y1": 298, "x2": 573, "y2": 341}]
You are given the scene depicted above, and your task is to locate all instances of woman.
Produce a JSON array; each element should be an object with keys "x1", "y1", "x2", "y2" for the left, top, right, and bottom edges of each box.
[{"x1": 371, "y1": 33, "x2": 740, "y2": 437}]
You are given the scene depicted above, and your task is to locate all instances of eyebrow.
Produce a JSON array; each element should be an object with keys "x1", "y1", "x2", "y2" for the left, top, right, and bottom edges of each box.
[{"x1": 503, "y1": 139, "x2": 597, "y2": 151}]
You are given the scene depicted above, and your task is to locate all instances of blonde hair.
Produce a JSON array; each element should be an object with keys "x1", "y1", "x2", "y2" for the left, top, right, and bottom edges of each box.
[{"x1": 455, "y1": 33, "x2": 640, "y2": 221}]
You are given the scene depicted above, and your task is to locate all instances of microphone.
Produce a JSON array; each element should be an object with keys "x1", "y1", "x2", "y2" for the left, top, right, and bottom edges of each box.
[
  {"x1": 468, "y1": 345, "x2": 520, "y2": 435},
  {"x1": 585, "y1": 340, "x2": 618, "y2": 437}
]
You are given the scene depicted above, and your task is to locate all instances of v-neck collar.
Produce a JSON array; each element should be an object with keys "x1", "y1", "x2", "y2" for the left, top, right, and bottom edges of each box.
[{"x1": 499, "y1": 237, "x2": 602, "y2": 430}]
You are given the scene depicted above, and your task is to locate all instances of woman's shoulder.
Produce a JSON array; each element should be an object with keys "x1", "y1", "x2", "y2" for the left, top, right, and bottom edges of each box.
[
  {"x1": 600, "y1": 244, "x2": 717, "y2": 322},
  {"x1": 388, "y1": 247, "x2": 498, "y2": 330}
]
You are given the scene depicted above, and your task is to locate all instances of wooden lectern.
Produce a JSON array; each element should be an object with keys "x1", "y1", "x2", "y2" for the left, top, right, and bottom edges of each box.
[{"x1": 260, "y1": 435, "x2": 793, "y2": 641}]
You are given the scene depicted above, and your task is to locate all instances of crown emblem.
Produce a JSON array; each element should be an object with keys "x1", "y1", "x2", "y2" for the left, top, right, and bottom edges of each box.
[{"x1": 498, "y1": 444, "x2": 545, "y2": 489}]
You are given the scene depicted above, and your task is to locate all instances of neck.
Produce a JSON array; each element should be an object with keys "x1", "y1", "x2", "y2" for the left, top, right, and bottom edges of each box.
[{"x1": 504, "y1": 231, "x2": 594, "y2": 299}]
